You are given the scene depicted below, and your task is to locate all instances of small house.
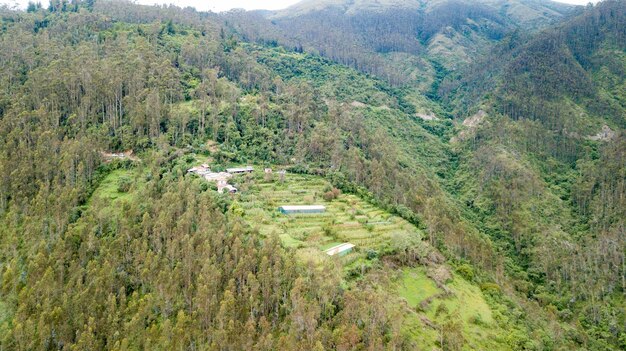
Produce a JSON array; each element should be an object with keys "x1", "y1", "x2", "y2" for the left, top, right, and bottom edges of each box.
[
  {"x1": 218, "y1": 184, "x2": 238, "y2": 194},
  {"x1": 325, "y1": 243, "x2": 355, "y2": 257},
  {"x1": 278, "y1": 205, "x2": 326, "y2": 214},
  {"x1": 188, "y1": 165, "x2": 211, "y2": 175},
  {"x1": 227, "y1": 166, "x2": 254, "y2": 174}
]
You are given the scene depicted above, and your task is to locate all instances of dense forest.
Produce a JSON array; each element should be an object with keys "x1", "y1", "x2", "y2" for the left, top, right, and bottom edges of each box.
[
  {"x1": 0, "y1": 0, "x2": 624, "y2": 350},
  {"x1": 224, "y1": 0, "x2": 577, "y2": 88}
]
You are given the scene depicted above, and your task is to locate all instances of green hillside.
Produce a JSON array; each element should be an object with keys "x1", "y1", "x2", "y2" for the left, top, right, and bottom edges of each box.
[
  {"x1": 0, "y1": 0, "x2": 624, "y2": 350},
  {"x1": 239, "y1": 172, "x2": 422, "y2": 251},
  {"x1": 440, "y1": 1, "x2": 626, "y2": 349}
]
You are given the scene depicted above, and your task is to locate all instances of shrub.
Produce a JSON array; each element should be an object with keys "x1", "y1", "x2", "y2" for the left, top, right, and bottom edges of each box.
[
  {"x1": 435, "y1": 303, "x2": 449, "y2": 317},
  {"x1": 331, "y1": 187, "x2": 341, "y2": 197},
  {"x1": 441, "y1": 319, "x2": 465, "y2": 351},
  {"x1": 441, "y1": 318, "x2": 465, "y2": 351},
  {"x1": 323, "y1": 191, "x2": 335, "y2": 201},
  {"x1": 322, "y1": 222, "x2": 336, "y2": 237},
  {"x1": 323, "y1": 187, "x2": 342, "y2": 202},
  {"x1": 480, "y1": 282, "x2": 501, "y2": 295},
  {"x1": 366, "y1": 249, "x2": 378, "y2": 260},
  {"x1": 468, "y1": 313, "x2": 485, "y2": 326},
  {"x1": 117, "y1": 176, "x2": 132, "y2": 193},
  {"x1": 456, "y1": 264, "x2": 475, "y2": 281},
  {"x1": 558, "y1": 308, "x2": 573, "y2": 321}
]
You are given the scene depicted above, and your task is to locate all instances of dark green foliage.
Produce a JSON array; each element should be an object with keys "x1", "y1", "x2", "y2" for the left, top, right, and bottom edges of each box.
[{"x1": 456, "y1": 264, "x2": 474, "y2": 282}]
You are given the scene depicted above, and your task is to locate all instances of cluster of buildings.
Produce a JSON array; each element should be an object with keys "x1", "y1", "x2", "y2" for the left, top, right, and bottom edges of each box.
[
  {"x1": 187, "y1": 164, "x2": 254, "y2": 194},
  {"x1": 188, "y1": 165, "x2": 290, "y2": 194}
]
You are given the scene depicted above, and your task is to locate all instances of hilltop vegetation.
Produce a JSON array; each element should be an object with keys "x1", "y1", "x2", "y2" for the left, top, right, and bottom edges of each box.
[{"x1": 0, "y1": 0, "x2": 624, "y2": 350}]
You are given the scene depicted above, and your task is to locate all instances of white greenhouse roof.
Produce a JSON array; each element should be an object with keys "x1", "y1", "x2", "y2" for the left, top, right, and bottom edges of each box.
[
  {"x1": 324, "y1": 243, "x2": 356, "y2": 256},
  {"x1": 279, "y1": 205, "x2": 326, "y2": 211}
]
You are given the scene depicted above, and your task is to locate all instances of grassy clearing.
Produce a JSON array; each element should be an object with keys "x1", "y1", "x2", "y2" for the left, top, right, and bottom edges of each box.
[
  {"x1": 90, "y1": 169, "x2": 135, "y2": 203},
  {"x1": 397, "y1": 267, "x2": 506, "y2": 350},
  {"x1": 398, "y1": 268, "x2": 441, "y2": 307},
  {"x1": 443, "y1": 274, "x2": 494, "y2": 325},
  {"x1": 88, "y1": 168, "x2": 143, "y2": 217}
]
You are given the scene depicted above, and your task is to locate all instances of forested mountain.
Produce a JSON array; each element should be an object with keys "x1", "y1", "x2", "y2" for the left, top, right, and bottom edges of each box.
[
  {"x1": 440, "y1": 1, "x2": 626, "y2": 349},
  {"x1": 225, "y1": 0, "x2": 577, "y2": 88},
  {"x1": 0, "y1": 0, "x2": 624, "y2": 350}
]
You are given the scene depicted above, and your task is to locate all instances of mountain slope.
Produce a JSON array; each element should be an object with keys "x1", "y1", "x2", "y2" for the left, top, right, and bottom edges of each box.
[
  {"x1": 0, "y1": 0, "x2": 624, "y2": 350},
  {"x1": 226, "y1": 0, "x2": 578, "y2": 89},
  {"x1": 441, "y1": 1, "x2": 626, "y2": 348},
  {"x1": 276, "y1": 0, "x2": 574, "y2": 24},
  {"x1": 0, "y1": 2, "x2": 532, "y2": 349},
  {"x1": 272, "y1": 0, "x2": 423, "y2": 17}
]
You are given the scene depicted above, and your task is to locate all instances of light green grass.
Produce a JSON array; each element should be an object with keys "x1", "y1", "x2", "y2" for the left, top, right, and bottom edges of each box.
[
  {"x1": 398, "y1": 268, "x2": 441, "y2": 307},
  {"x1": 279, "y1": 234, "x2": 304, "y2": 248},
  {"x1": 441, "y1": 273, "x2": 494, "y2": 325},
  {"x1": 320, "y1": 241, "x2": 343, "y2": 250},
  {"x1": 396, "y1": 267, "x2": 506, "y2": 350},
  {"x1": 90, "y1": 169, "x2": 135, "y2": 203},
  {"x1": 88, "y1": 168, "x2": 144, "y2": 218}
]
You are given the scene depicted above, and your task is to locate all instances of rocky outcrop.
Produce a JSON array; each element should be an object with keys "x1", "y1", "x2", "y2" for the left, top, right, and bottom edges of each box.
[{"x1": 587, "y1": 125, "x2": 616, "y2": 141}]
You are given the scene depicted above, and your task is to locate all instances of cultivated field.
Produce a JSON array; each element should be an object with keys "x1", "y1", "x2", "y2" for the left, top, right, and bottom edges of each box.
[{"x1": 234, "y1": 172, "x2": 423, "y2": 259}]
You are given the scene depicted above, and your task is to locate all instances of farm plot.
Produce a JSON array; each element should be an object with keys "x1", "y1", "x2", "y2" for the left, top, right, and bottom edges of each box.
[{"x1": 238, "y1": 172, "x2": 423, "y2": 257}]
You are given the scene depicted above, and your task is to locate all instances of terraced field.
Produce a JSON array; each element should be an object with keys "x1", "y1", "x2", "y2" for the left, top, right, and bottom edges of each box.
[{"x1": 236, "y1": 172, "x2": 423, "y2": 258}]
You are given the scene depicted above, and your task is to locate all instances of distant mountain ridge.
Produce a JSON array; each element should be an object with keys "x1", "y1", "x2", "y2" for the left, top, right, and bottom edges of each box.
[
  {"x1": 273, "y1": 0, "x2": 577, "y2": 25},
  {"x1": 271, "y1": 0, "x2": 424, "y2": 17}
]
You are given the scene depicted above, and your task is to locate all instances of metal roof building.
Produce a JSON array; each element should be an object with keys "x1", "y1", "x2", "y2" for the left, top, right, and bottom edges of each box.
[
  {"x1": 278, "y1": 205, "x2": 326, "y2": 214},
  {"x1": 227, "y1": 166, "x2": 254, "y2": 174},
  {"x1": 325, "y1": 243, "x2": 355, "y2": 256}
]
